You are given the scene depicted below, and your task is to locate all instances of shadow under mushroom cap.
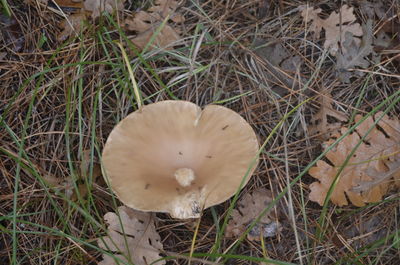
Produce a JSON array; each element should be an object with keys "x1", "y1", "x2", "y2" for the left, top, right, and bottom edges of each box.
[{"x1": 102, "y1": 100, "x2": 259, "y2": 219}]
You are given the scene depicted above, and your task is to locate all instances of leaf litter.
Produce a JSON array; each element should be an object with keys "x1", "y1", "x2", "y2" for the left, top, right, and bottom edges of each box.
[
  {"x1": 226, "y1": 188, "x2": 281, "y2": 241},
  {"x1": 252, "y1": 38, "x2": 303, "y2": 96},
  {"x1": 57, "y1": 13, "x2": 87, "y2": 41},
  {"x1": 300, "y1": 4, "x2": 383, "y2": 82},
  {"x1": 309, "y1": 89, "x2": 348, "y2": 140},
  {"x1": 84, "y1": 0, "x2": 125, "y2": 19},
  {"x1": 56, "y1": 0, "x2": 126, "y2": 41},
  {"x1": 54, "y1": 0, "x2": 184, "y2": 50},
  {"x1": 124, "y1": 0, "x2": 184, "y2": 51},
  {"x1": 98, "y1": 206, "x2": 165, "y2": 265},
  {"x1": 300, "y1": 5, "x2": 362, "y2": 56},
  {"x1": 309, "y1": 112, "x2": 400, "y2": 207},
  {"x1": 335, "y1": 20, "x2": 375, "y2": 82},
  {"x1": 43, "y1": 149, "x2": 102, "y2": 201}
]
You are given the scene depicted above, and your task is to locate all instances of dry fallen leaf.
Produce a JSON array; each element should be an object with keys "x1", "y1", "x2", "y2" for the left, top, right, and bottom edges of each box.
[
  {"x1": 344, "y1": 213, "x2": 389, "y2": 249},
  {"x1": 98, "y1": 206, "x2": 165, "y2": 265},
  {"x1": 360, "y1": 0, "x2": 391, "y2": 20},
  {"x1": 309, "y1": 112, "x2": 400, "y2": 207},
  {"x1": 57, "y1": 13, "x2": 86, "y2": 42},
  {"x1": 226, "y1": 188, "x2": 281, "y2": 241},
  {"x1": 53, "y1": 0, "x2": 84, "y2": 8},
  {"x1": 374, "y1": 19, "x2": 400, "y2": 63},
  {"x1": 301, "y1": 5, "x2": 362, "y2": 55},
  {"x1": 309, "y1": 89, "x2": 347, "y2": 140},
  {"x1": 124, "y1": 0, "x2": 184, "y2": 50},
  {"x1": 57, "y1": 0, "x2": 125, "y2": 41},
  {"x1": 84, "y1": 0, "x2": 125, "y2": 19},
  {"x1": 252, "y1": 38, "x2": 303, "y2": 96},
  {"x1": 336, "y1": 20, "x2": 374, "y2": 83}
]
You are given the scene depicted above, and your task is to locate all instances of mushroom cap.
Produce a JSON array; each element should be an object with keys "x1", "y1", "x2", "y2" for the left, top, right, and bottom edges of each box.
[{"x1": 102, "y1": 100, "x2": 259, "y2": 218}]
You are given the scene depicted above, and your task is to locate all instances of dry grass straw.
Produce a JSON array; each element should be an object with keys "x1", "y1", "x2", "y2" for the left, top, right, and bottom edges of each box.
[{"x1": 1, "y1": 0, "x2": 400, "y2": 264}]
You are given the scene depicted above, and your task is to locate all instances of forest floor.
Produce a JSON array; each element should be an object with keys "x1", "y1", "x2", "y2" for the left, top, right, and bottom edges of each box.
[{"x1": 1, "y1": 0, "x2": 400, "y2": 264}]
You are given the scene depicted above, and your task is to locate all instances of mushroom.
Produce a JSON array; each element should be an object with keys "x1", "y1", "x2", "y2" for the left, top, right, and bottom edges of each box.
[{"x1": 102, "y1": 100, "x2": 259, "y2": 219}]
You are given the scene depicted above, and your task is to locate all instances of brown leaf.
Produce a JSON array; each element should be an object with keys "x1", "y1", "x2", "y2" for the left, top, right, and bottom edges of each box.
[
  {"x1": 43, "y1": 174, "x2": 62, "y2": 187},
  {"x1": 300, "y1": 5, "x2": 362, "y2": 55},
  {"x1": 226, "y1": 188, "x2": 281, "y2": 241},
  {"x1": 309, "y1": 90, "x2": 347, "y2": 140},
  {"x1": 309, "y1": 112, "x2": 400, "y2": 207},
  {"x1": 374, "y1": 19, "x2": 400, "y2": 63},
  {"x1": 84, "y1": 0, "x2": 125, "y2": 19},
  {"x1": 336, "y1": 20, "x2": 374, "y2": 83},
  {"x1": 57, "y1": 13, "x2": 86, "y2": 42},
  {"x1": 53, "y1": 0, "x2": 84, "y2": 8},
  {"x1": 98, "y1": 206, "x2": 165, "y2": 265},
  {"x1": 124, "y1": 0, "x2": 183, "y2": 51},
  {"x1": 252, "y1": 38, "x2": 304, "y2": 96}
]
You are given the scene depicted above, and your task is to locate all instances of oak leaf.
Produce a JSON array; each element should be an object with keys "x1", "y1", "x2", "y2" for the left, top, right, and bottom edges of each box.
[
  {"x1": 301, "y1": 5, "x2": 362, "y2": 55},
  {"x1": 309, "y1": 112, "x2": 400, "y2": 207},
  {"x1": 98, "y1": 206, "x2": 165, "y2": 265},
  {"x1": 57, "y1": 0, "x2": 126, "y2": 41},
  {"x1": 309, "y1": 89, "x2": 347, "y2": 140},
  {"x1": 226, "y1": 188, "x2": 281, "y2": 241},
  {"x1": 84, "y1": 0, "x2": 125, "y2": 19},
  {"x1": 336, "y1": 20, "x2": 374, "y2": 82},
  {"x1": 124, "y1": 0, "x2": 184, "y2": 51}
]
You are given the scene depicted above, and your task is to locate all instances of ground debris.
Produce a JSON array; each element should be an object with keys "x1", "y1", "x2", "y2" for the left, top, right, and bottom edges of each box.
[
  {"x1": 53, "y1": 0, "x2": 84, "y2": 9},
  {"x1": 226, "y1": 188, "x2": 281, "y2": 241},
  {"x1": 57, "y1": 12, "x2": 87, "y2": 41},
  {"x1": 252, "y1": 38, "x2": 303, "y2": 96},
  {"x1": 300, "y1": 4, "x2": 362, "y2": 56},
  {"x1": 53, "y1": 0, "x2": 125, "y2": 41},
  {"x1": 0, "y1": 14, "x2": 25, "y2": 52},
  {"x1": 84, "y1": 0, "x2": 125, "y2": 19},
  {"x1": 98, "y1": 206, "x2": 165, "y2": 265},
  {"x1": 335, "y1": 20, "x2": 375, "y2": 83},
  {"x1": 48, "y1": 149, "x2": 102, "y2": 200},
  {"x1": 343, "y1": 213, "x2": 390, "y2": 249},
  {"x1": 309, "y1": 112, "x2": 400, "y2": 207},
  {"x1": 309, "y1": 89, "x2": 347, "y2": 140},
  {"x1": 124, "y1": 0, "x2": 184, "y2": 51}
]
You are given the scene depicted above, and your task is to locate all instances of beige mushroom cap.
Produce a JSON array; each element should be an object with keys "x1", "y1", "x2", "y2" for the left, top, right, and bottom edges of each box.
[{"x1": 102, "y1": 100, "x2": 259, "y2": 219}]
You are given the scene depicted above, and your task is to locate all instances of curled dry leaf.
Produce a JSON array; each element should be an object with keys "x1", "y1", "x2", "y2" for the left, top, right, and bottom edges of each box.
[
  {"x1": 309, "y1": 112, "x2": 400, "y2": 207},
  {"x1": 124, "y1": 0, "x2": 184, "y2": 50},
  {"x1": 98, "y1": 206, "x2": 165, "y2": 265},
  {"x1": 300, "y1": 5, "x2": 362, "y2": 55},
  {"x1": 226, "y1": 188, "x2": 281, "y2": 241}
]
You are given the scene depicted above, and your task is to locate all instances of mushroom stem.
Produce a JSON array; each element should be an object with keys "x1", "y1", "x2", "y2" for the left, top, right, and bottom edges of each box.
[{"x1": 174, "y1": 168, "x2": 195, "y2": 187}]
